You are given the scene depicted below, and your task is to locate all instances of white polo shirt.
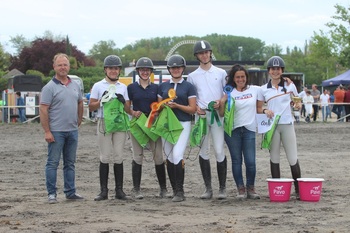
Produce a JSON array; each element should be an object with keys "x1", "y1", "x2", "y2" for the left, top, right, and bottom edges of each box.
[
  {"x1": 259, "y1": 80, "x2": 298, "y2": 125},
  {"x1": 187, "y1": 64, "x2": 227, "y2": 109}
]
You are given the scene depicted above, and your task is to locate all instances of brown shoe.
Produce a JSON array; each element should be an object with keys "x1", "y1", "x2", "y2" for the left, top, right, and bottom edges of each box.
[
  {"x1": 247, "y1": 186, "x2": 260, "y2": 200},
  {"x1": 236, "y1": 186, "x2": 246, "y2": 200}
]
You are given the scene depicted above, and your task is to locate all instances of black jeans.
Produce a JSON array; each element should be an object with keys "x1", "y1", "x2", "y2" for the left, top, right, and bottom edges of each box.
[{"x1": 312, "y1": 105, "x2": 319, "y2": 121}]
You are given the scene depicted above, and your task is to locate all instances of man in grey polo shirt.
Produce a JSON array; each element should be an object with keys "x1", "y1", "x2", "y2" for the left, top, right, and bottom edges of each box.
[{"x1": 40, "y1": 53, "x2": 84, "y2": 204}]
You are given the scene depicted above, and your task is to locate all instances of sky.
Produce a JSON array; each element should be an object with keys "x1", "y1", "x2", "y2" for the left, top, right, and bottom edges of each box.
[{"x1": 1, "y1": 0, "x2": 350, "y2": 55}]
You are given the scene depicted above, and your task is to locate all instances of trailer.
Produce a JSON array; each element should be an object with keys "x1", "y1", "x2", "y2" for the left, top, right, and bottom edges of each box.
[{"x1": 2, "y1": 75, "x2": 43, "y2": 123}]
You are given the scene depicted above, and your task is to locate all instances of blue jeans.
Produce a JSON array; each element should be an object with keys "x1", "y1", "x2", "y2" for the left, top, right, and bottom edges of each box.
[
  {"x1": 332, "y1": 105, "x2": 343, "y2": 119},
  {"x1": 224, "y1": 127, "x2": 256, "y2": 188},
  {"x1": 45, "y1": 130, "x2": 78, "y2": 197},
  {"x1": 321, "y1": 106, "x2": 328, "y2": 121},
  {"x1": 18, "y1": 108, "x2": 27, "y2": 122}
]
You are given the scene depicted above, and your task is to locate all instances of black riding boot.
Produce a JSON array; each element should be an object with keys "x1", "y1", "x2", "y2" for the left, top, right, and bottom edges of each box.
[
  {"x1": 270, "y1": 161, "x2": 281, "y2": 178},
  {"x1": 155, "y1": 163, "x2": 168, "y2": 198},
  {"x1": 114, "y1": 163, "x2": 128, "y2": 200},
  {"x1": 166, "y1": 159, "x2": 176, "y2": 198},
  {"x1": 217, "y1": 157, "x2": 227, "y2": 200},
  {"x1": 290, "y1": 160, "x2": 301, "y2": 195},
  {"x1": 172, "y1": 160, "x2": 185, "y2": 202},
  {"x1": 132, "y1": 160, "x2": 143, "y2": 199},
  {"x1": 94, "y1": 162, "x2": 109, "y2": 201},
  {"x1": 199, "y1": 157, "x2": 212, "y2": 199}
]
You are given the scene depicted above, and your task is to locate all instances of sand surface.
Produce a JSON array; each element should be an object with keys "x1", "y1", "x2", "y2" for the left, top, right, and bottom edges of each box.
[{"x1": 0, "y1": 119, "x2": 349, "y2": 233}]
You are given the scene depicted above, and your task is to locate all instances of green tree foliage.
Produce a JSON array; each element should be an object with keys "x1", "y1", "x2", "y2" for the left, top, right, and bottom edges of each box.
[
  {"x1": 81, "y1": 76, "x2": 102, "y2": 93},
  {"x1": 9, "y1": 38, "x2": 95, "y2": 76},
  {"x1": 69, "y1": 66, "x2": 103, "y2": 78},
  {"x1": 88, "y1": 40, "x2": 120, "y2": 64},
  {"x1": 204, "y1": 33, "x2": 265, "y2": 61},
  {"x1": 264, "y1": 44, "x2": 283, "y2": 59},
  {"x1": 9, "y1": 34, "x2": 31, "y2": 55},
  {"x1": 115, "y1": 34, "x2": 266, "y2": 63},
  {"x1": 326, "y1": 4, "x2": 350, "y2": 68},
  {"x1": 0, "y1": 77, "x2": 7, "y2": 91},
  {"x1": 0, "y1": 44, "x2": 11, "y2": 71},
  {"x1": 306, "y1": 31, "x2": 338, "y2": 84},
  {"x1": 26, "y1": 70, "x2": 45, "y2": 79},
  {"x1": 66, "y1": 35, "x2": 72, "y2": 56}
]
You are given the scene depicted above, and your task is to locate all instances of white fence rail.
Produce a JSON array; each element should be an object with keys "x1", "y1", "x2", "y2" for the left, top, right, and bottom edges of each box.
[{"x1": 1, "y1": 105, "x2": 91, "y2": 123}]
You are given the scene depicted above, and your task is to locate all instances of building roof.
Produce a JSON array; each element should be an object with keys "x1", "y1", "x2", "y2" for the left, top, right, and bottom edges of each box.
[{"x1": 2, "y1": 69, "x2": 24, "y2": 79}]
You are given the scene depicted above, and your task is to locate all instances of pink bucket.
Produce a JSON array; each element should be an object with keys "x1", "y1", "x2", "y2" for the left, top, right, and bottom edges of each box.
[
  {"x1": 266, "y1": 178, "x2": 294, "y2": 202},
  {"x1": 297, "y1": 178, "x2": 324, "y2": 202}
]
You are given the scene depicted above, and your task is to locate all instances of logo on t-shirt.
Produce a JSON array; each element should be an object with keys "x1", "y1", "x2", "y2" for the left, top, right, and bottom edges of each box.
[{"x1": 235, "y1": 93, "x2": 252, "y2": 100}]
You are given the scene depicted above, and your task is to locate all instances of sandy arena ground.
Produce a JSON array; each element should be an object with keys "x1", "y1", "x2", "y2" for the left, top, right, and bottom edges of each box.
[{"x1": 0, "y1": 117, "x2": 349, "y2": 233}]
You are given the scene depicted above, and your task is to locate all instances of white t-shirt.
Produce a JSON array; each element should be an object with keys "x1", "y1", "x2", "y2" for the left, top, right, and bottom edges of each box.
[
  {"x1": 230, "y1": 85, "x2": 261, "y2": 132},
  {"x1": 90, "y1": 78, "x2": 129, "y2": 118},
  {"x1": 320, "y1": 93, "x2": 329, "y2": 106}
]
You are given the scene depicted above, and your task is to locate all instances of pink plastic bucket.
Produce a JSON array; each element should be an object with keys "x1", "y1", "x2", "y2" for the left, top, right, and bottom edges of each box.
[
  {"x1": 297, "y1": 178, "x2": 324, "y2": 202},
  {"x1": 266, "y1": 178, "x2": 294, "y2": 202}
]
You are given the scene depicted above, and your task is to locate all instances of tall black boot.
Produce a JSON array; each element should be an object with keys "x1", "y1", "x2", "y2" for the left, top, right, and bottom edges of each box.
[
  {"x1": 199, "y1": 157, "x2": 212, "y2": 199},
  {"x1": 155, "y1": 163, "x2": 168, "y2": 198},
  {"x1": 114, "y1": 163, "x2": 128, "y2": 200},
  {"x1": 132, "y1": 160, "x2": 143, "y2": 199},
  {"x1": 290, "y1": 160, "x2": 301, "y2": 195},
  {"x1": 166, "y1": 159, "x2": 176, "y2": 198},
  {"x1": 217, "y1": 157, "x2": 227, "y2": 200},
  {"x1": 270, "y1": 161, "x2": 281, "y2": 178},
  {"x1": 94, "y1": 162, "x2": 109, "y2": 201},
  {"x1": 172, "y1": 160, "x2": 185, "y2": 202}
]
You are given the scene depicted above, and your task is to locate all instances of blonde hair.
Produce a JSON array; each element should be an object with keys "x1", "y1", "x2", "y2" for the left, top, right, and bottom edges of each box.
[{"x1": 53, "y1": 53, "x2": 69, "y2": 64}]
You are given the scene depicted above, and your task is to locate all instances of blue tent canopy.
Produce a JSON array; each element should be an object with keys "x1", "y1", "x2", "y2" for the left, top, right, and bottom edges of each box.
[{"x1": 322, "y1": 70, "x2": 350, "y2": 86}]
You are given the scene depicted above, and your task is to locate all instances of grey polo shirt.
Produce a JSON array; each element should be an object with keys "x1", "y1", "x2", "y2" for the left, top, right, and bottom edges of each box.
[{"x1": 40, "y1": 77, "x2": 82, "y2": 132}]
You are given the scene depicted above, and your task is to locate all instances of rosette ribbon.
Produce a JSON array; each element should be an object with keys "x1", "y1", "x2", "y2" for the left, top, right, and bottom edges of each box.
[
  {"x1": 224, "y1": 85, "x2": 233, "y2": 111},
  {"x1": 208, "y1": 101, "x2": 222, "y2": 127},
  {"x1": 145, "y1": 88, "x2": 176, "y2": 128}
]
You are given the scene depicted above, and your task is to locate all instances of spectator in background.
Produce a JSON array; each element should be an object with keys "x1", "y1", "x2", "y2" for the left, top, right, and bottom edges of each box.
[
  {"x1": 320, "y1": 89, "x2": 330, "y2": 122},
  {"x1": 16, "y1": 91, "x2": 27, "y2": 123},
  {"x1": 310, "y1": 84, "x2": 320, "y2": 122},
  {"x1": 332, "y1": 85, "x2": 345, "y2": 121},
  {"x1": 328, "y1": 90, "x2": 334, "y2": 119},
  {"x1": 298, "y1": 87, "x2": 307, "y2": 118},
  {"x1": 343, "y1": 86, "x2": 350, "y2": 122},
  {"x1": 85, "y1": 89, "x2": 96, "y2": 121},
  {"x1": 303, "y1": 90, "x2": 314, "y2": 123},
  {"x1": 85, "y1": 91, "x2": 92, "y2": 118}
]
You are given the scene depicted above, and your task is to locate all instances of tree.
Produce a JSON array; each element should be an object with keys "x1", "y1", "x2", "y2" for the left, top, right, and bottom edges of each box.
[
  {"x1": 66, "y1": 35, "x2": 72, "y2": 56},
  {"x1": 9, "y1": 35, "x2": 31, "y2": 55},
  {"x1": 0, "y1": 43, "x2": 11, "y2": 71},
  {"x1": 88, "y1": 40, "x2": 119, "y2": 64},
  {"x1": 263, "y1": 44, "x2": 283, "y2": 59},
  {"x1": 9, "y1": 38, "x2": 95, "y2": 76},
  {"x1": 38, "y1": 30, "x2": 65, "y2": 42},
  {"x1": 326, "y1": 4, "x2": 350, "y2": 68},
  {"x1": 306, "y1": 31, "x2": 338, "y2": 84},
  {"x1": 9, "y1": 31, "x2": 65, "y2": 56}
]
